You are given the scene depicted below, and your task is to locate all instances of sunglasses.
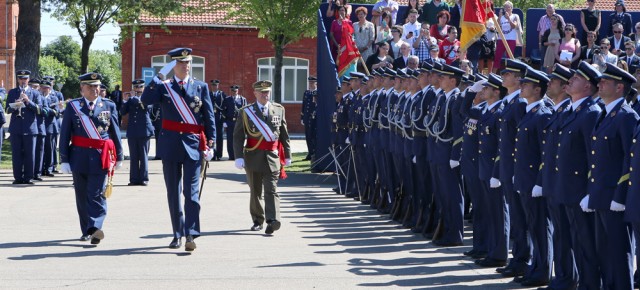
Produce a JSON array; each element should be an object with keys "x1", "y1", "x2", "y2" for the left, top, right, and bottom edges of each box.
[{"x1": 614, "y1": 31, "x2": 623, "y2": 34}]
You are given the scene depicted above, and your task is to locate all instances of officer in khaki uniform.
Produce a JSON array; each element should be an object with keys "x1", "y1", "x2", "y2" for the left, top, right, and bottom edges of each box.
[{"x1": 233, "y1": 80, "x2": 291, "y2": 235}]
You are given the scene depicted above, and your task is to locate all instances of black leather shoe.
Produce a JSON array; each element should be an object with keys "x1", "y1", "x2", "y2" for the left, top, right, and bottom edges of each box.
[
  {"x1": 471, "y1": 251, "x2": 488, "y2": 259},
  {"x1": 501, "y1": 268, "x2": 525, "y2": 277},
  {"x1": 12, "y1": 180, "x2": 21, "y2": 185},
  {"x1": 520, "y1": 279, "x2": 549, "y2": 287},
  {"x1": 33, "y1": 177, "x2": 44, "y2": 181},
  {"x1": 496, "y1": 266, "x2": 510, "y2": 273},
  {"x1": 432, "y1": 239, "x2": 463, "y2": 247},
  {"x1": 140, "y1": 181, "x2": 148, "y2": 186},
  {"x1": 185, "y1": 235, "x2": 196, "y2": 252},
  {"x1": 89, "y1": 229, "x2": 104, "y2": 245},
  {"x1": 475, "y1": 258, "x2": 507, "y2": 267},
  {"x1": 169, "y1": 237, "x2": 182, "y2": 249},
  {"x1": 52, "y1": 169, "x2": 60, "y2": 173},
  {"x1": 251, "y1": 223, "x2": 263, "y2": 231},
  {"x1": 463, "y1": 249, "x2": 477, "y2": 256},
  {"x1": 265, "y1": 220, "x2": 281, "y2": 235},
  {"x1": 128, "y1": 182, "x2": 137, "y2": 186},
  {"x1": 44, "y1": 172, "x2": 55, "y2": 177},
  {"x1": 23, "y1": 181, "x2": 35, "y2": 185},
  {"x1": 79, "y1": 235, "x2": 91, "y2": 241},
  {"x1": 512, "y1": 276, "x2": 527, "y2": 283}
]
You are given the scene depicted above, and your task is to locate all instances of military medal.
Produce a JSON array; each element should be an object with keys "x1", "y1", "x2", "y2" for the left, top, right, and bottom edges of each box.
[
  {"x1": 98, "y1": 102, "x2": 103, "y2": 107},
  {"x1": 611, "y1": 111, "x2": 617, "y2": 117},
  {"x1": 190, "y1": 102, "x2": 196, "y2": 108},
  {"x1": 97, "y1": 126, "x2": 104, "y2": 133},
  {"x1": 485, "y1": 126, "x2": 490, "y2": 134},
  {"x1": 468, "y1": 128, "x2": 473, "y2": 135}
]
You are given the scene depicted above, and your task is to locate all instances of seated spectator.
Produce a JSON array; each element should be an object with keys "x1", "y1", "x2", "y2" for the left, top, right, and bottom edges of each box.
[
  {"x1": 330, "y1": 6, "x2": 353, "y2": 62},
  {"x1": 608, "y1": 0, "x2": 633, "y2": 37},
  {"x1": 326, "y1": 0, "x2": 352, "y2": 19},
  {"x1": 537, "y1": 4, "x2": 566, "y2": 57},
  {"x1": 439, "y1": 26, "x2": 461, "y2": 66},
  {"x1": 430, "y1": 10, "x2": 451, "y2": 43},
  {"x1": 621, "y1": 40, "x2": 640, "y2": 73},
  {"x1": 609, "y1": 23, "x2": 631, "y2": 55},
  {"x1": 618, "y1": 59, "x2": 630, "y2": 72},
  {"x1": 402, "y1": 9, "x2": 421, "y2": 48},
  {"x1": 388, "y1": 25, "x2": 407, "y2": 59},
  {"x1": 353, "y1": 7, "x2": 376, "y2": 61},
  {"x1": 413, "y1": 22, "x2": 437, "y2": 63},
  {"x1": 393, "y1": 42, "x2": 413, "y2": 69},
  {"x1": 366, "y1": 42, "x2": 395, "y2": 72},
  {"x1": 629, "y1": 22, "x2": 640, "y2": 49},
  {"x1": 580, "y1": 0, "x2": 601, "y2": 45},
  {"x1": 579, "y1": 31, "x2": 599, "y2": 63},
  {"x1": 494, "y1": 1, "x2": 522, "y2": 73},
  {"x1": 593, "y1": 38, "x2": 618, "y2": 69},
  {"x1": 430, "y1": 45, "x2": 445, "y2": 64},
  {"x1": 556, "y1": 24, "x2": 581, "y2": 69},
  {"x1": 418, "y1": 0, "x2": 450, "y2": 25},
  {"x1": 478, "y1": 18, "x2": 497, "y2": 74},
  {"x1": 375, "y1": 12, "x2": 394, "y2": 46},
  {"x1": 372, "y1": 0, "x2": 400, "y2": 26},
  {"x1": 406, "y1": 55, "x2": 420, "y2": 70},
  {"x1": 398, "y1": 0, "x2": 421, "y2": 25}
]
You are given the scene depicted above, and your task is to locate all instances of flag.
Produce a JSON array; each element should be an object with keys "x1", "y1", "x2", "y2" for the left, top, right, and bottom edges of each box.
[
  {"x1": 460, "y1": 0, "x2": 494, "y2": 52},
  {"x1": 337, "y1": 22, "x2": 360, "y2": 78}
]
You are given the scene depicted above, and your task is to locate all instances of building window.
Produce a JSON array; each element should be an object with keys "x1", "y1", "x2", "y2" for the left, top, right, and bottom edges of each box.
[
  {"x1": 151, "y1": 55, "x2": 205, "y2": 82},
  {"x1": 257, "y1": 57, "x2": 309, "y2": 103}
]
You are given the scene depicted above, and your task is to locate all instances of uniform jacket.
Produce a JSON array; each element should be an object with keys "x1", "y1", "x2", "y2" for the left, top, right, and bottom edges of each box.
[
  {"x1": 514, "y1": 101, "x2": 552, "y2": 194},
  {"x1": 6, "y1": 86, "x2": 43, "y2": 135},
  {"x1": 493, "y1": 91, "x2": 527, "y2": 183},
  {"x1": 221, "y1": 95, "x2": 247, "y2": 123},
  {"x1": 430, "y1": 88, "x2": 460, "y2": 165},
  {"x1": 460, "y1": 90, "x2": 486, "y2": 175},
  {"x1": 625, "y1": 125, "x2": 640, "y2": 222},
  {"x1": 478, "y1": 100, "x2": 504, "y2": 182},
  {"x1": 121, "y1": 95, "x2": 154, "y2": 138},
  {"x1": 210, "y1": 90, "x2": 226, "y2": 120},
  {"x1": 538, "y1": 99, "x2": 572, "y2": 202},
  {"x1": 301, "y1": 89, "x2": 317, "y2": 124},
  {"x1": 43, "y1": 92, "x2": 61, "y2": 134}
]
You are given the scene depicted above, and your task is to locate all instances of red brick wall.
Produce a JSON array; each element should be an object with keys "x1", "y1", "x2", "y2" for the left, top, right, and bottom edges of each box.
[
  {"x1": 0, "y1": 1, "x2": 18, "y2": 89},
  {"x1": 121, "y1": 25, "x2": 315, "y2": 133}
]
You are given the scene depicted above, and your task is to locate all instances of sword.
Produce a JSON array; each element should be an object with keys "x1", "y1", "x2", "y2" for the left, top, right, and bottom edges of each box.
[{"x1": 198, "y1": 154, "x2": 210, "y2": 199}]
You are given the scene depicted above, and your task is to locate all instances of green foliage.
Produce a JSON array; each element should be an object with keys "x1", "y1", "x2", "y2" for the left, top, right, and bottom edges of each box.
[
  {"x1": 41, "y1": 36, "x2": 81, "y2": 71},
  {"x1": 88, "y1": 50, "x2": 122, "y2": 90},
  {"x1": 38, "y1": 55, "x2": 71, "y2": 84}
]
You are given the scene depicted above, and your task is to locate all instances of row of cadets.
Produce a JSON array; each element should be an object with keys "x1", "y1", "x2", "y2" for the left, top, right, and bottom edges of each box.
[
  {"x1": 347, "y1": 72, "x2": 367, "y2": 201},
  {"x1": 40, "y1": 79, "x2": 62, "y2": 177},
  {"x1": 331, "y1": 76, "x2": 351, "y2": 196}
]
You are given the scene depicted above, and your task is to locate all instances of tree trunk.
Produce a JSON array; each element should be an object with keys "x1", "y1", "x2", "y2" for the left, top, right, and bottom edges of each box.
[
  {"x1": 15, "y1": 0, "x2": 41, "y2": 79},
  {"x1": 273, "y1": 42, "x2": 284, "y2": 104},
  {"x1": 79, "y1": 33, "x2": 96, "y2": 74}
]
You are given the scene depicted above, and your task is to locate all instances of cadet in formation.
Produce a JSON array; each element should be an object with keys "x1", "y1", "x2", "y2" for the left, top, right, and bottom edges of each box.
[
  {"x1": 40, "y1": 79, "x2": 62, "y2": 177},
  {"x1": 122, "y1": 79, "x2": 155, "y2": 186},
  {"x1": 301, "y1": 76, "x2": 318, "y2": 160},
  {"x1": 210, "y1": 79, "x2": 226, "y2": 161},
  {"x1": 221, "y1": 85, "x2": 247, "y2": 160}
]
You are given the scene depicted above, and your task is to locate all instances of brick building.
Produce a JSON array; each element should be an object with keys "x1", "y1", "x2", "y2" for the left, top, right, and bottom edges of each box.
[
  {"x1": 119, "y1": 9, "x2": 317, "y2": 133},
  {"x1": 0, "y1": 0, "x2": 18, "y2": 89}
]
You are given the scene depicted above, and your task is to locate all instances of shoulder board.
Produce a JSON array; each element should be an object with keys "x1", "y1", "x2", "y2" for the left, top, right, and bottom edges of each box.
[
  {"x1": 271, "y1": 102, "x2": 284, "y2": 108},
  {"x1": 103, "y1": 98, "x2": 114, "y2": 103},
  {"x1": 240, "y1": 103, "x2": 254, "y2": 110}
]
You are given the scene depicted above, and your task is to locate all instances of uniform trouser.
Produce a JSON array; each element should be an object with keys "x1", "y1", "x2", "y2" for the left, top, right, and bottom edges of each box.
[
  {"x1": 304, "y1": 121, "x2": 316, "y2": 157},
  {"x1": 373, "y1": 147, "x2": 387, "y2": 204},
  {"x1": 564, "y1": 205, "x2": 601, "y2": 290},
  {"x1": 246, "y1": 169, "x2": 280, "y2": 225},
  {"x1": 433, "y1": 164, "x2": 464, "y2": 243},
  {"x1": 547, "y1": 199, "x2": 578, "y2": 289},
  {"x1": 384, "y1": 150, "x2": 397, "y2": 203},
  {"x1": 163, "y1": 159, "x2": 201, "y2": 239},
  {"x1": 128, "y1": 137, "x2": 150, "y2": 183},
  {"x1": 43, "y1": 133, "x2": 57, "y2": 172},
  {"x1": 0, "y1": 127, "x2": 4, "y2": 161},
  {"x1": 520, "y1": 193, "x2": 552, "y2": 282},
  {"x1": 11, "y1": 134, "x2": 36, "y2": 182},
  {"x1": 215, "y1": 116, "x2": 224, "y2": 158},
  {"x1": 594, "y1": 210, "x2": 633, "y2": 290},
  {"x1": 345, "y1": 143, "x2": 357, "y2": 195},
  {"x1": 153, "y1": 124, "x2": 161, "y2": 158},
  {"x1": 72, "y1": 170, "x2": 108, "y2": 236},
  {"x1": 334, "y1": 144, "x2": 348, "y2": 194},
  {"x1": 462, "y1": 163, "x2": 489, "y2": 253},
  {"x1": 34, "y1": 134, "x2": 45, "y2": 177},
  {"x1": 52, "y1": 132, "x2": 59, "y2": 168},
  {"x1": 353, "y1": 144, "x2": 367, "y2": 197},
  {"x1": 364, "y1": 144, "x2": 377, "y2": 198},
  {"x1": 428, "y1": 163, "x2": 442, "y2": 233},
  {"x1": 503, "y1": 181, "x2": 532, "y2": 271},
  {"x1": 413, "y1": 154, "x2": 432, "y2": 226},
  {"x1": 225, "y1": 121, "x2": 235, "y2": 159},
  {"x1": 482, "y1": 180, "x2": 509, "y2": 261}
]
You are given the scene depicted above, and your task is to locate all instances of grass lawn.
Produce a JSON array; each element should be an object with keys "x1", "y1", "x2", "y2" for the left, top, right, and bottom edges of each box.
[
  {"x1": 1, "y1": 137, "x2": 11, "y2": 169},
  {"x1": 287, "y1": 152, "x2": 311, "y2": 173}
]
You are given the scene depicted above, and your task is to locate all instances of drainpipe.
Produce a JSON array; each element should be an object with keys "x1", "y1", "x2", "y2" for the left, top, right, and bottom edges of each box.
[{"x1": 131, "y1": 30, "x2": 135, "y2": 82}]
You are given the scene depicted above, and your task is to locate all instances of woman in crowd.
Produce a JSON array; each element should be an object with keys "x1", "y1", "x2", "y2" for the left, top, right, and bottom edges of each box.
[
  {"x1": 375, "y1": 12, "x2": 394, "y2": 52},
  {"x1": 388, "y1": 25, "x2": 406, "y2": 59},
  {"x1": 326, "y1": 0, "x2": 352, "y2": 19},
  {"x1": 618, "y1": 59, "x2": 630, "y2": 72},
  {"x1": 365, "y1": 42, "x2": 394, "y2": 72},
  {"x1": 493, "y1": 1, "x2": 522, "y2": 73},
  {"x1": 556, "y1": 23, "x2": 581, "y2": 69},
  {"x1": 580, "y1": 0, "x2": 601, "y2": 45},
  {"x1": 330, "y1": 6, "x2": 353, "y2": 62},
  {"x1": 353, "y1": 7, "x2": 375, "y2": 61},
  {"x1": 579, "y1": 31, "x2": 599, "y2": 63},
  {"x1": 478, "y1": 18, "x2": 497, "y2": 75},
  {"x1": 398, "y1": 0, "x2": 421, "y2": 24},
  {"x1": 541, "y1": 15, "x2": 564, "y2": 72},
  {"x1": 430, "y1": 10, "x2": 451, "y2": 43}
]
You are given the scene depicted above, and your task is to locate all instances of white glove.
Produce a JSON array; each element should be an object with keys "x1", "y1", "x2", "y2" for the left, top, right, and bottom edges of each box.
[
  {"x1": 153, "y1": 76, "x2": 164, "y2": 84},
  {"x1": 203, "y1": 149, "x2": 214, "y2": 161},
  {"x1": 580, "y1": 195, "x2": 594, "y2": 212},
  {"x1": 469, "y1": 79, "x2": 487, "y2": 93},
  {"x1": 235, "y1": 158, "x2": 245, "y2": 170},
  {"x1": 345, "y1": 137, "x2": 350, "y2": 144},
  {"x1": 115, "y1": 161, "x2": 123, "y2": 170},
  {"x1": 412, "y1": 156, "x2": 417, "y2": 164},
  {"x1": 301, "y1": 120, "x2": 304, "y2": 126},
  {"x1": 159, "y1": 60, "x2": 176, "y2": 79},
  {"x1": 512, "y1": 176, "x2": 515, "y2": 183},
  {"x1": 610, "y1": 201, "x2": 626, "y2": 212},
  {"x1": 490, "y1": 177, "x2": 501, "y2": 188},
  {"x1": 223, "y1": 122, "x2": 228, "y2": 128},
  {"x1": 449, "y1": 160, "x2": 460, "y2": 168},
  {"x1": 285, "y1": 158, "x2": 292, "y2": 166},
  {"x1": 61, "y1": 162, "x2": 72, "y2": 174},
  {"x1": 532, "y1": 185, "x2": 543, "y2": 197}
]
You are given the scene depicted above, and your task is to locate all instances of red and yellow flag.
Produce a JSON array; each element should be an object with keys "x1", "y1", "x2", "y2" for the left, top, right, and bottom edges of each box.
[
  {"x1": 460, "y1": 0, "x2": 494, "y2": 52},
  {"x1": 337, "y1": 23, "x2": 360, "y2": 78}
]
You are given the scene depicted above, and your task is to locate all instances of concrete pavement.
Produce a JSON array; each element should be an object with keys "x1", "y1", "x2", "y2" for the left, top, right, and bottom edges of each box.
[{"x1": 0, "y1": 140, "x2": 535, "y2": 289}]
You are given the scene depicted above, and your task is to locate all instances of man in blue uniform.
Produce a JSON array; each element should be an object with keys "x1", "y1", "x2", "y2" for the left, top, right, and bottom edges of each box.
[
  {"x1": 221, "y1": 85, "x2": 247, "y2": 160},
  {"x1": 150, "y1": 101, "x2": 162, "y2": 160},
  {"x1": 332, "y1": 78, "x2": 351, "y2": 195},
  {"x1": 59, "y1": 72, "x2": 124, "y2": 245},
  {"x1": 210, "y1": 80, "x2": 225, "y2": 161},
  {"x1": 6, "y1": 70, "x2": 43, "y2": 185},
  {"x1": 122, "y1": 79, "x2": 155, "y2": 186},
  {"x1": 301, "y1": 76, "x2": 318, "y2": 161},
  {"x1": 40, "y1": 80, "x2": 61, "y2": 177},
  {"x1": 584, "y1": 63, "x2": 638, "y2": 289},
  {"x1": 44, "y1": 76, "x2": 64, "y2": 173},
  {"x1": 141, "y1": 48, "x2": 215, "y2": 252},
  {"x1": 29, "y1": 78, "x2": 48, "y2": 182}
]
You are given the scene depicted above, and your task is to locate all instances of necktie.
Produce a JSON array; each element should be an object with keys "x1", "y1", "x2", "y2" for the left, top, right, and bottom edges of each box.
[
  {"x1": 178, "y1": 81, "x2": 185, "y2": 95},
  {"x1": 89, "y1": 101, "x2": 95, "y2": 116},
  {"x1": 262, "y1": 106, "x2": 268, "y2": 118}
]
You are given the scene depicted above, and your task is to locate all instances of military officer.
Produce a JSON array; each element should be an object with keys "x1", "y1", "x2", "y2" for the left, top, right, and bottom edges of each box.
[
  {"x1": 6, "y1": 70, "x2": 43, "y2": 185},
  {"x1": 30, "y1": 78, "x2": 48, "y2": 182},
  {"x1": 222, "y1": 85, "x2": 247, "y2": 160},
  {"x1": 332, "y1": 78, "x2": 352, "y2": 195},
  {"x1": 44, "y1": 76, "x2": 64, "y2": 173},
  {"x1": 150, "y1": 101, "x2": 162, "y2": 160},
  {"x1": 210, "y1": 80, "x2": 226, "y2": 160},
  {"x1": 0, "y1": 85, "x2": 5, "y2": 161},
  {"x1": 122, "y1": 79, "x2": 155, "y2": 186},
  {"x1": 40, "y1": 80, "x2": 61, "y2": 177},
  {"x1": 301, "y1": 76, "x2": 318, "y2": 160},
  {"x1": 59, "y1": 72, "x2": 124, "y2": 244},
  {"x1": 141, "y1": 48, "x2": 216, "y2": 251},
  {"x1": 233, "y1": 80, "x2": 291, "y2": 235},
  {"x1": 584, "y1": 63, "x2": 638, "y2": 289}
]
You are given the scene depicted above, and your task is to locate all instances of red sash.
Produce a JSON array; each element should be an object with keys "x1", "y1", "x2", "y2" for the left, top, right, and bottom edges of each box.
[
  {"x1": 162, "y1": 119, "x2": 207, "y2": 151},
  {"x1": 71, "y1": 136, "x2": 116, "y2": 176},
  {"x1": 246, "y1": 137, "x2": 287, "y2": 179}
]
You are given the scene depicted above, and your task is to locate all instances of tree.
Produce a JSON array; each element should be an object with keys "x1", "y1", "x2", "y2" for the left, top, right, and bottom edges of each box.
[
  {"x1": 42, "y1": 36, "x2": 81, "y2": 72},
  {"x1": 220, "y1": 0, "x2": 319, "y2": 103},
  {"x1": 88, "y1": 50, "x2": 122, "y2": 90},
  {"x1": 15, "y1": 0, "x2": 42, "y2": 78},
  {"x1": 39, "y1": 55, "x2": 71, "y2": 85}
]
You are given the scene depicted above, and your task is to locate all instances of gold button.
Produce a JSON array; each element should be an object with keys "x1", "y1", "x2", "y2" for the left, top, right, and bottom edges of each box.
[
  {"x1": 555, "y1": 168, "x2": 559, "y2": 172},
  {"x1": 631, "y1": 167, "x2": 634, "y2": 172},
  {"x1": 479, "y1": 141, "x2": 482, "y2": 144},
  {"x1": 632, "y1": 153, "x2": 635, "y2": 157},
  {"x1": 543, "y1": 140, "x2": 546, "y2": 144},
  {"x1": 592, "y1": 164, "x2": 595, "y2": 169},
  {"x1": 479, "y1": 150, "x2": 483, "y2": 153},
  {"x1": 591, "y1": 178, "x2": 595, "y2": 182},
  {"x1": 515, "y1": 138, "x2": 519, "y2": 142},
  {"x1": 592, "y1": 150, "x2": 595, "y2": 155},
  {"x1": 593, "y1": 136, "x2": 596, "y2": 140},
  {"x1": 525, "y1": 128, "x2": 528, "y2": 131},
  {"x1": 605, "y1": 136, "x2": 608, "y2": 140},
  {"x1": 529, "y1": 165, "x2": 533, "y2": 168},
  {"x1": 559, "y1": 132, "x2": 562, "y2": 135},
  {"x1": 543, "y1": 130, "x2": 546, "y2": 133},
  {"x1": 515, "y1": 148, "x2": 518, "y2": 152},
  {"x1": 634, "y1": 139, "x2": 637, "y2": 143},
  {"x1": 556, "y1": 155, "x2": 559, "y2": 159},
  {"x1": 512, "y1": 153, "x2": 515, "y2": 157},
  {"x1": 575, "y1": 171, "x2": 579, "y2": 175}
]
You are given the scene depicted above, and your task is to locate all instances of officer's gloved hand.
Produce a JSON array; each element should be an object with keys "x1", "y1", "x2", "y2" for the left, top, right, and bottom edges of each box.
[
  {"x1": 61, "y1": 163, "x2": 72, "y2": 174},
  {"x1": 449, "y1": 160, "x2": 459, "y2": 168},
  {"x1": 512, "y1": 176, "x2": 515, "y2": 184},
  {"x1": 204, "y1": 149, "x2": 214, "y2": 161},
  {"x1": 115, "y1": 161, "x2": 123, "y2": 170},
  {"x1": 158, "y1": 60, "x2": 176, "y2": 80},
  {"x1": 580, "y1": 194, "x2": 594, "y2": 212},
  {"x1": 345, "y1": 137, "x2": 350, "y2": 144},
  {"x1": 285, "y1": 158, "x2": 292, "y2": 166},
  {"x1": 610, "y1": 201, "x2": 626, "y2": 212},
  {"x1": 469, "y1": 79, "x2": 487, "y2": 93},
  {"x1": 301, "y1": 120, "x2": 304, "y2": 126},
  {"x1": 532, "y1": 185, "x2": 543, "y2": 197},
  {"x1": 412, "y1": 156, "x2": 417, "y2": 164},
  {"x1": 490, "y1": 177, "x2": 501, "y2": 188},
  {"x1": 223, "y1": 122, "x2": 228, "y2": 129},
  {"x1": 235, "y1": 158, "x2": 245, "y2": 170}
]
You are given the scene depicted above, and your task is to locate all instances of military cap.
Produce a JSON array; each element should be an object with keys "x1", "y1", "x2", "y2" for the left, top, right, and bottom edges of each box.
[
  {"x1": 362, "y1": 75, "x2": 369, "y2": 83},
  {"x1": 384, "y1": 68, "x2": 397, "y2": 77},
  {"x1": 40, "y1": 81, "x2": 52, "y2": 88},
  {"x1": 252, "y1": 80, "x2": 272, "y2": 91},
  {"x1": 429, "y1": 45, "x2": 439, "y2": 52},
  {"x1": 396, "y1": 69, "x2": 408, "y2": 78},
  {"x1": 439, "y1": 64, "x2": 465, "y2": 77},
  {"x1": 412, "y1": 70, "x2": 421, "y2": 78},
  {"x1": 308, "y1": 76, "x2": 317, "y2": 81},
  {"x1": 16, "y1": 70, "x2": 30, "y2": 79},
  {"x1": 501, "y1": 59, "x2": 529, "y2": 75},
  {"x1": 520, "y1": 68, "x2": 550, "y2": 84},
  {"x1": 167, "y1": 47, "x2": 193, "y2": 62},
  {"x1": 475, "y1": 73, "x2": 488, "y2": 81},
  {"x1": 349, "y1": 72, "x2": 365, "y2": 79},
  {"x1": 78, "y1": 72, "x2": 102, "y2": 85},
  {"x1": 210, "y1": 79, "x2": 220, "y2": 85},
  {"x1": 405, "y1": 69, "x2": 418, "y2": 79},
  {"x1": 548, "y1": 63, "x2": 573, "y2": 82},
  {"x1": 575, "y1": 61, "x2": 602, "y2": 87},
  {"x1": 371, "y1": 70, "x2": 379, "y2": 77},
  {"x1": 432, "y1": 62, "x2": 444, "y2": 74},
  {"x1": 28, "y1": 78, "x2": 40, "y2": 85},
  {"x1": 100, "y1": 84, "x2": 107, "y2": 90},
  {"x1": 483, "y1": 73, "x2": 504, "y2": 89},
  {"x1": 341, "y1": 75, "x2": 351, "y2": 83},
  {"x1": 43, "y1": 76, "x2": 55, "y2": 81},
  {"x1": 231, "y1": 85, "x2": 240, "y2": 90},
  {"x1": 132, "y1": 79, "x2": 145, "y2": 87},
  {"x1": 600, "y1": 63, "x2": 637, "y2": 84},
  {"x1": 375, "y1": 68, "x2": 386, "y2": 75},
  {"x1": 419, "y1": 61, "x2": 433, "y2": 72}
]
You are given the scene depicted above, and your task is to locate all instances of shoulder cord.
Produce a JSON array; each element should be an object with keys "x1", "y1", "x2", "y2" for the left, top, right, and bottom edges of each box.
[
  {"x1": 432, "y1": 95, "x2": 454, "y2": 142},
  {"x1": 423, "y1": 92, "x2": 443, "y2": 135}
]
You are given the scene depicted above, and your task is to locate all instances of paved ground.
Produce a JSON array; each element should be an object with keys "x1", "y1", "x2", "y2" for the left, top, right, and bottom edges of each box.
[{"x1": 0, "y1": 140, "x2": 536, "y2": 289}]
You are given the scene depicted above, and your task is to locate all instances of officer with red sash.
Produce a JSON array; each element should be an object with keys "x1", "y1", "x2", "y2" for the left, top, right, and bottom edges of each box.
[
  {"x1": 59, "y1": 72, "x2": 123, "y2": 245},
  {"x1": 141, "y1": 48, "x2": 215, "y2": 252}
]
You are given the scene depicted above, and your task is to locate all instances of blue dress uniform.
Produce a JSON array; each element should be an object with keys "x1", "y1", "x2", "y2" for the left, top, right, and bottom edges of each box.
[
  {"x1": 301, "y1": 76, "x2": 318, "y2": 160},
  {"x1": 474, "y1": 73, "x2": 510, "y2": 267},
  {"x1": 6, "y1": 70, "x2": 43, "y2": 184},
  {"x1": 389, "y1": 71, "x2": 409, "y2": 218},
  {"x1": 121, "y1": 79, "x2": 155, "y2": 185},
  {"x1": 587, "y1": 64, "x2": 638, "y2": 289},
  {"x1": 363, "y1": 74, "x2": 383, "y2": 205},
  {"x1": 361, "y1": 82, "x2": 377, "y2": 203},
  {"x1": 555, "y1": 61, "x2": 603, "y2": 290},
  {"x1": 141, "y1": 48, "x2": 215, "y2": 250},
  {"x1": 493, "y1": 60, "x2": 531, "y2": 276},
  {"x1": 59, "y1": 73, "x2": 124, "y2": 243},
  {"x1": 410, "y1": 64, "x2": 432, "y2": 231},
  {"x1": 209, "y1": 80, "x2": 225, "y2": 160},
  {"x1": 401, "y1": 70, "x2": 422, "y2": 226},
  {"x1": 0, "y1": 87, "x2": 5, "y2": 161},
  {"x1": 425, "y1": 62, "x2": 446, "y2": 237},
  {"x1": 376, "y1": 70, "x2": 396, "y2": 211},
  {"x1": 150, "y1": 103, "x2": 162, "y2": 160},
  {"x1": 347, "y1": 73, "x2": 368, "y2": 200},
  {"x1": 49, "y1": 78, "x2": 65, "y2": 172},
  {"x1": 513, "y1": 68, "x2": 553, "y2": 286},
  {"x1": 41, "y1": 81, "x2": 61, "y2": 177},
  {"x1": 221, "y1": 86, "x2": 247, "y2": 160},
  {"x1": 32, "y1": 79, "x2": 47, "y2": 181}
]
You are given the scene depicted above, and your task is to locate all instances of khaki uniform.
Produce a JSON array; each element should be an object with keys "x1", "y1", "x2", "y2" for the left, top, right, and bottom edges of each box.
[{"x1": 234, "y1": 102, "x2": 291, "y2": 225}]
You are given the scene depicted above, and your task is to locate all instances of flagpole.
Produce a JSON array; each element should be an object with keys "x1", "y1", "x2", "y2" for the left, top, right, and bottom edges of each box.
[
  {"x1": 359, "y1": 57, "x2": 370, "y2": 75},
  {"x1": 492, "y1": 15, "x2": 515, "y2": 60}
]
